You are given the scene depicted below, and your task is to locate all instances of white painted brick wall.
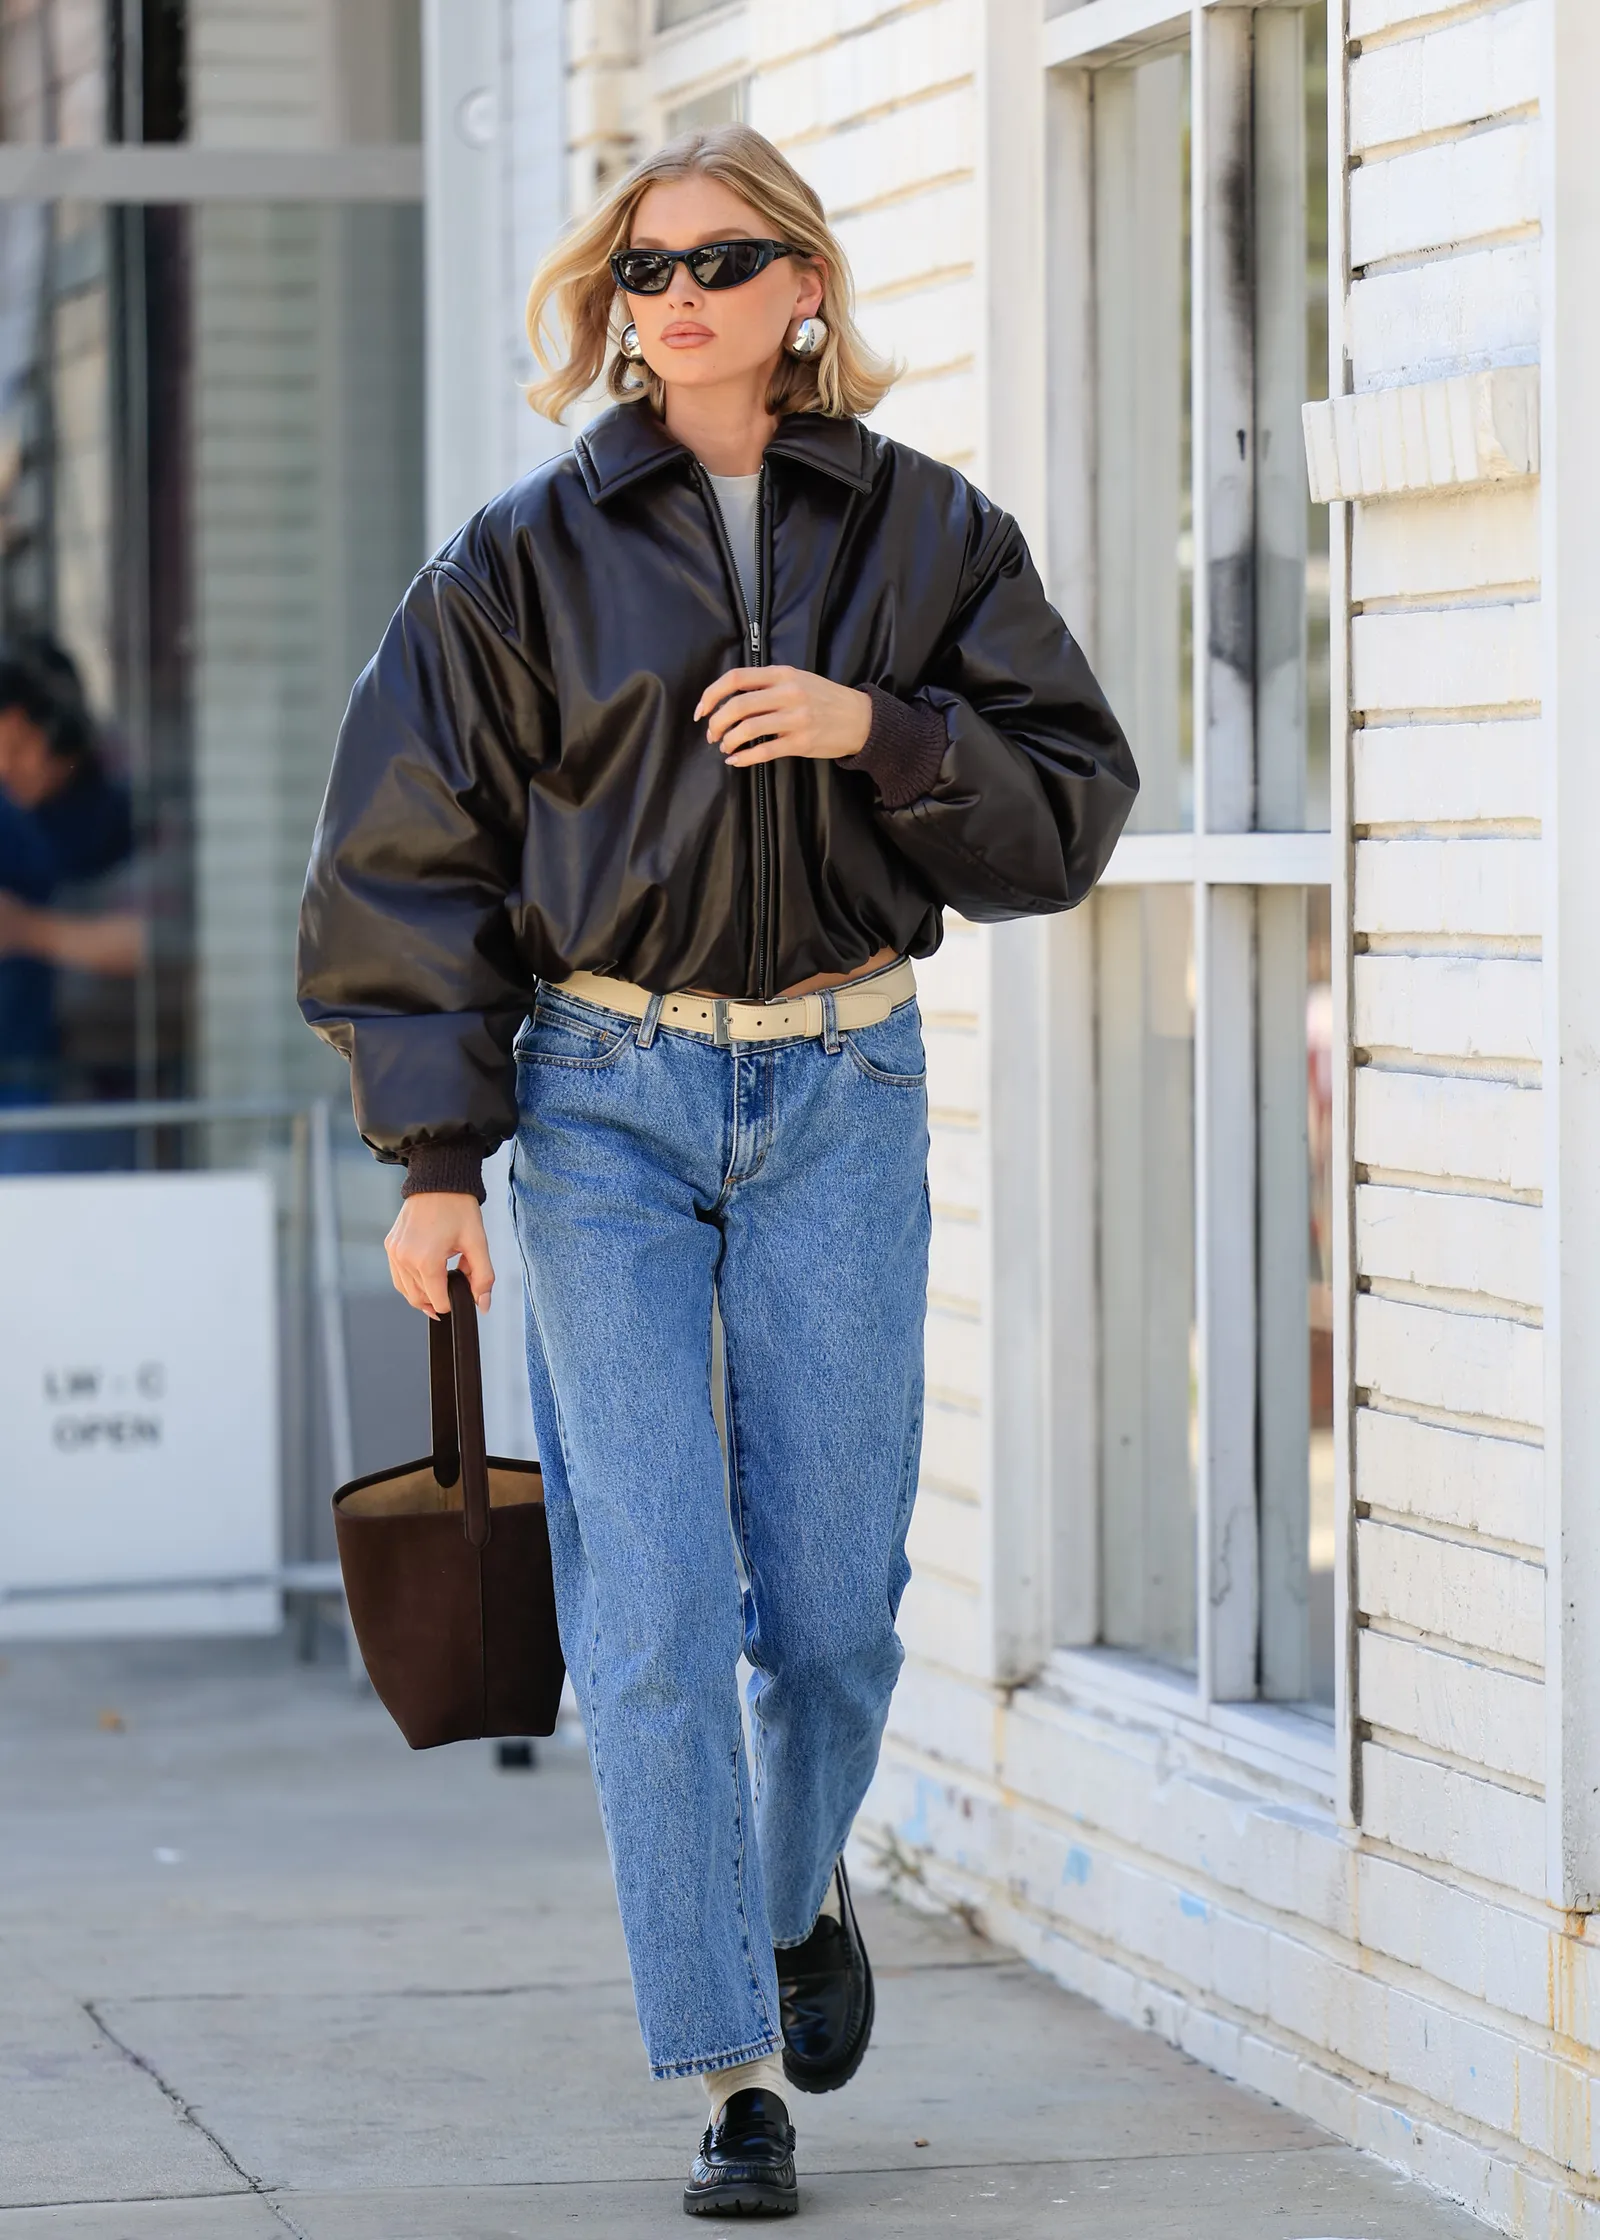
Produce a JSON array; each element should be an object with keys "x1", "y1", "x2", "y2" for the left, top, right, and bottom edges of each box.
[
  {"x1": 1357, "y1": 1182, "x2": 1541, "y2": 1305},
  {"x1": 1348, "y1": 2, "x2": 1540, "y2": 154},
  {"x1": 1361, "y1": 1742, "x2": 1545, "y2": 1897},
  {"x1": 1360, "y1": 1629, "x2": 1543, "y2": 1781},
  {"x1": 1354, "y1": 719, "x2": 1541, "y2": 826},
  {"x1": 1357, "y1": 1407, "x2": 1542, "y2": 1547},
  {"x1": 1353, "y1": 835, "x2": 1542, "y2": 939},
  {"x1": 1351, "y1": 603, "x2": 1541, "y2": 717},
  {"x1": 1354, "y1": 955, "x2": 1542, "y2": 1064},
  {"x1": 1356, "y1": 1293, "x2": 1543, "y2": 1428},
  {"x1": 1357, "y1": 1517, "x2": 1544, "y2": 1665},
  {"x1": 1350, "y1": 118, "x2": 1538, "y2": 268},
  {"x1": 1352, "y1": 486, "x2": 1540, "y2": 603},
  {"x1": 1347, "y1": 242, "x2": 1540, "y2": 393}
]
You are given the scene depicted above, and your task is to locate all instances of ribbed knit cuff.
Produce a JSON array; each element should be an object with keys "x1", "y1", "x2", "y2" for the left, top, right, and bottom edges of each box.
[
  {"x1": 839, "y1": 685, "x2": 948, "y2": 809},
  {"x1": 401, "y1": 1140, "x2": 488, "y2": 1202}
]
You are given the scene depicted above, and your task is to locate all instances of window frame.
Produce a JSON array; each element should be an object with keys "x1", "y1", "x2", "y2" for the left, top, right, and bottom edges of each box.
[{"x1": 1037, "y1": 0, "x2": 1351, "y2": 1803}]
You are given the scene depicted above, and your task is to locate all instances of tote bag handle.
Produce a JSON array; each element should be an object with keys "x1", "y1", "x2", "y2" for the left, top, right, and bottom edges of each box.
[{"x1": 427, "y1": 1267, "x2": 492, "y2": 1550}]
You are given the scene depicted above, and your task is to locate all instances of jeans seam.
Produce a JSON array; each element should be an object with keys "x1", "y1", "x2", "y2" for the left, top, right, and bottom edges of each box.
[
  {"x1": 516, "y1": 1216, "x2": 612, "y2": 1853},
  {"x1": 729, "y1": 1732, "x2": 779, "y2": 2045},
  {"x1": 516, "y1": 1042, "x2": 631, "y2": 1073},
  {"x1": 721, "y1": 1336, "x2": 764, "y2": 1819}
]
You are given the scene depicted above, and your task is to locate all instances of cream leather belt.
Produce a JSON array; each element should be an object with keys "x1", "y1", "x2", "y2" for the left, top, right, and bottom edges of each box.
[{"x1": 552, "y1": 958, "x2": 916, "y2": 1048}]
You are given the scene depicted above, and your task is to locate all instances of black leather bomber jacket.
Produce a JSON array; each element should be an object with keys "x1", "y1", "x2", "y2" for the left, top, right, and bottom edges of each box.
[{"x1": 296, "y1": 404, "x2": 1138, "y2": 1167}]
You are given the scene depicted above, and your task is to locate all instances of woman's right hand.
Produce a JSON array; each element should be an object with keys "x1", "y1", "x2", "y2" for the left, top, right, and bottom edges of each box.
[{"x1": 384, "y1": 1193, "x2": 495, "y2": 1317}]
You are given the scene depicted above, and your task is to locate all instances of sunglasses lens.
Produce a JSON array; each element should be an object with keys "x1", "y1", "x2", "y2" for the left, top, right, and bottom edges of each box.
[
  {"x1": 615, "y1": 251, "x2": 673, "y2": 293},
  {"x1": 690, "y1": 241, "x2": 768, "y2": 289}
]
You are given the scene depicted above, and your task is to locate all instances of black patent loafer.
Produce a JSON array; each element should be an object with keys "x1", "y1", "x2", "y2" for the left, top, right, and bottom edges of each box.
[
  {"x1": 683, "y1": 2087, "x2": 798, "y2": 2218},
  {"x1": 776, "y1": 1859, "x2": 875, "y2": 2094}
]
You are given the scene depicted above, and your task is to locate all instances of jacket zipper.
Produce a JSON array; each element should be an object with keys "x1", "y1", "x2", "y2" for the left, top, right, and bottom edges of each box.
[{"x1": 696, "y1": 464, "x2": 777, "y2": 999}]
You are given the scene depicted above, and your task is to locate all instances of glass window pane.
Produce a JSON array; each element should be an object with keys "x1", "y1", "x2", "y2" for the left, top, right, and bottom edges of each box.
[
  {"x1": 189, "y1": 1, "x2": 421, "y2": 148},
  {"x1": 1097, "y1": 884, "x2": 1197, "y2": 1672},
  {"x1": 657, "y1": 0, "x2": 728, "y2": 29},
  {"x1": 1093, "y1": 48, "x2": 1192, "y2": 834},
  {"x1": 1255, "y1": 1, "x2": 1330, "y2": 832},
  {"x1": 0, "y1": 2, "x2": 421, "y2": 148},
  {"x1": 0, "y1": 2, "x2": 109, "y2": 145},
  {"x1": 0, "y1": 197, "x2": 423, "y2": 1169},
  {"x1": 1258, "y1": 884, "x2": 1335, "y2": 1707},
  {"x1": 665, "y1": 79, "x2": 748, "y2": 138}
]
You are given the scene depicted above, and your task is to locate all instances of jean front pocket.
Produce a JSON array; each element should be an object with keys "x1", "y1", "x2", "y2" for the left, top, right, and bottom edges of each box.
[
  {"x1": 514, "y1": 994, "x2": 635, "y2": 1072},
  {"x1": 842, "y1": 999, "x2": 928, "y2": 1088}
]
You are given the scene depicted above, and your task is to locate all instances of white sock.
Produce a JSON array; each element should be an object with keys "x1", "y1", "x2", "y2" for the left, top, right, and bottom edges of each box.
[
  {"x1": 817, "y1": 1863, "x2": 844, "y2": 1923},
  {"x1": 702, "y1": 2052, "x2": 786, "y2": 2121}
]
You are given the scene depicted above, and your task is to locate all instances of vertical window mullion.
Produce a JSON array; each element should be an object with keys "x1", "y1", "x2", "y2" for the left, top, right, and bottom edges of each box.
[{"x1": 1192, "y1": 1, "x2": 1260, "y2": 1705}]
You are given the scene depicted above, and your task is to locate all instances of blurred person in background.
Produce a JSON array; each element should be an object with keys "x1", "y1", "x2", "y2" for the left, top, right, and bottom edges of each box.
[
  {"x1": 300, "y1": 125, "x2": 1136, "y2": 2217},
  {"x1": 0, "y1": 637, "x2": 138, "y2": 1169}
]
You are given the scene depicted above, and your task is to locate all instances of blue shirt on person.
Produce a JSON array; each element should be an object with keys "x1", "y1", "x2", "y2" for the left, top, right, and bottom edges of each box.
[{"x1": 0, "y1": 760, "x2": 134, "y2": 1100}]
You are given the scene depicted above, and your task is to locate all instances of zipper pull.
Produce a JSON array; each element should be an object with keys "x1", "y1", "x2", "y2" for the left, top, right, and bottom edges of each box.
[{"x1": 749, "y1": 619, "x2": 761, "y2": 659}]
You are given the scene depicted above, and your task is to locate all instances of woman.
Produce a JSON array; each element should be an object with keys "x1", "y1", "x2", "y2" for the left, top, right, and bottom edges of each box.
[{"x1": 298, "y1": 124, "x2": 1136, "y2": 2217}]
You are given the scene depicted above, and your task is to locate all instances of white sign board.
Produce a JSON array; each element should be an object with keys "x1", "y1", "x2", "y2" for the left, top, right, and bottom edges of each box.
[{"x1": 0, "y1": 1172, "x2": 279, "y2": 1639}]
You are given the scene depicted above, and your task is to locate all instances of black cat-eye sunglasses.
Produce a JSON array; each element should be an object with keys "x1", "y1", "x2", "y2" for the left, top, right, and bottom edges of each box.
[{"x1": 609, "y1": 239, "x2": 802, "y2": 295}]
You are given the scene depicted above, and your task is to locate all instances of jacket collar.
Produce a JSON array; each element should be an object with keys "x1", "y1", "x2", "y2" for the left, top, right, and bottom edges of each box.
[{"x1": 573, "y1": 403, "x2": 874, "y2": 503}]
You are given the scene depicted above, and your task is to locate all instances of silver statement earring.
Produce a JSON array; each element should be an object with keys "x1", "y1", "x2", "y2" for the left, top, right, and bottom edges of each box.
[
  {"x1": 787, "y1": 316, "x2": 828, "y2": 358},
  {"x1": 620, "y1": 322, "x2": 646, "y2": 362}
]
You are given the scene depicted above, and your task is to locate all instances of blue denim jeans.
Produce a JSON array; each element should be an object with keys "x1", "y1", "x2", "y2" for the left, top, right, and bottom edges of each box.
[{"x1": 509, "y1": 977, "x2": 930, "y2": 2079}]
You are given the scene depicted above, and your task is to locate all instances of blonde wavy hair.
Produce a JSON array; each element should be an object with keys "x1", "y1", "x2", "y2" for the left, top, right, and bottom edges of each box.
[{"x1": 524, "y1": 123, "x2": 895, "y2": 425}]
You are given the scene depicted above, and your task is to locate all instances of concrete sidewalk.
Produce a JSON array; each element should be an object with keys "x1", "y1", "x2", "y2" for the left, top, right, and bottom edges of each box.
[{"x1": 0, "y1": 1637, "x2": 1495, "y2": 2238}]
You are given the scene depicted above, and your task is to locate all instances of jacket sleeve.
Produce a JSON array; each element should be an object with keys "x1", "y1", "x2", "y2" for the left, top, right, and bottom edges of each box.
[
  {"x1": 868, "y1": 499, "x2": 1138, "y2": 918},
  {"x1": 296, "y1": 557, "x2": 552, "y2": 1163}
]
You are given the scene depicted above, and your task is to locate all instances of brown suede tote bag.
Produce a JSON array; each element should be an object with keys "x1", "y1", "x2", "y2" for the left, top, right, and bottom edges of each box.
[{"x1": 333, "y1": 1267, "x2": 566, "y2": 1748}]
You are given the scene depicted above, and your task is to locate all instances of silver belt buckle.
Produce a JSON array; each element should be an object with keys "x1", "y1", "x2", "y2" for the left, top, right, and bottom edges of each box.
[{"x1": 712, "y1": 998, "x2": 733, "y2": 1048}]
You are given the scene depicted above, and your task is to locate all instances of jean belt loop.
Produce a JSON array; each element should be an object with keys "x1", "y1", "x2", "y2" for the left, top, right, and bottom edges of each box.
[
  {"x1": 821, "y1": 987, "x2": 841, "y2": 1055},
  {"x1": 636, "y1": 990, "x2": 666, "y2": 1050}
]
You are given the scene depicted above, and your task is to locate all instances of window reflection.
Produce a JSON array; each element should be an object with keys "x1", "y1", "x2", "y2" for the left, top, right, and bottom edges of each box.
[
  {"x1": 0, "y1": 198, "x2": 423, "y2": 1164},
  {"x1": 1097, "y1": 884, "x2": 1198, "y2": 1672},
  {"x1": 1093, "y1": 49, "x2": 1192, "y2": 834}
]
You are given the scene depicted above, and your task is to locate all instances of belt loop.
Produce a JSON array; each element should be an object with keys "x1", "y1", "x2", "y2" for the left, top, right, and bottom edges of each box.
[
  {"x1": 821, "y1": 987, "x2": 841, "y2": 1055},
  {"x1": 636, "y1": 991, "x2": 665, "y2": 1050}
]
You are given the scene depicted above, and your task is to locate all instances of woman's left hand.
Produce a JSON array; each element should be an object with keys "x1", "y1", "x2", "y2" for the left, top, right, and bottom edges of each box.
[{"x1": 696, "y1": 666, "x2": 872, "y2": 768}]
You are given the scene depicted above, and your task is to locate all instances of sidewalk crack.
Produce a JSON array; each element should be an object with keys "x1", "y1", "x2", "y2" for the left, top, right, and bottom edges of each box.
[{"x1": 82, "y1": 2001, "x2": 309, "y2": 2238}]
